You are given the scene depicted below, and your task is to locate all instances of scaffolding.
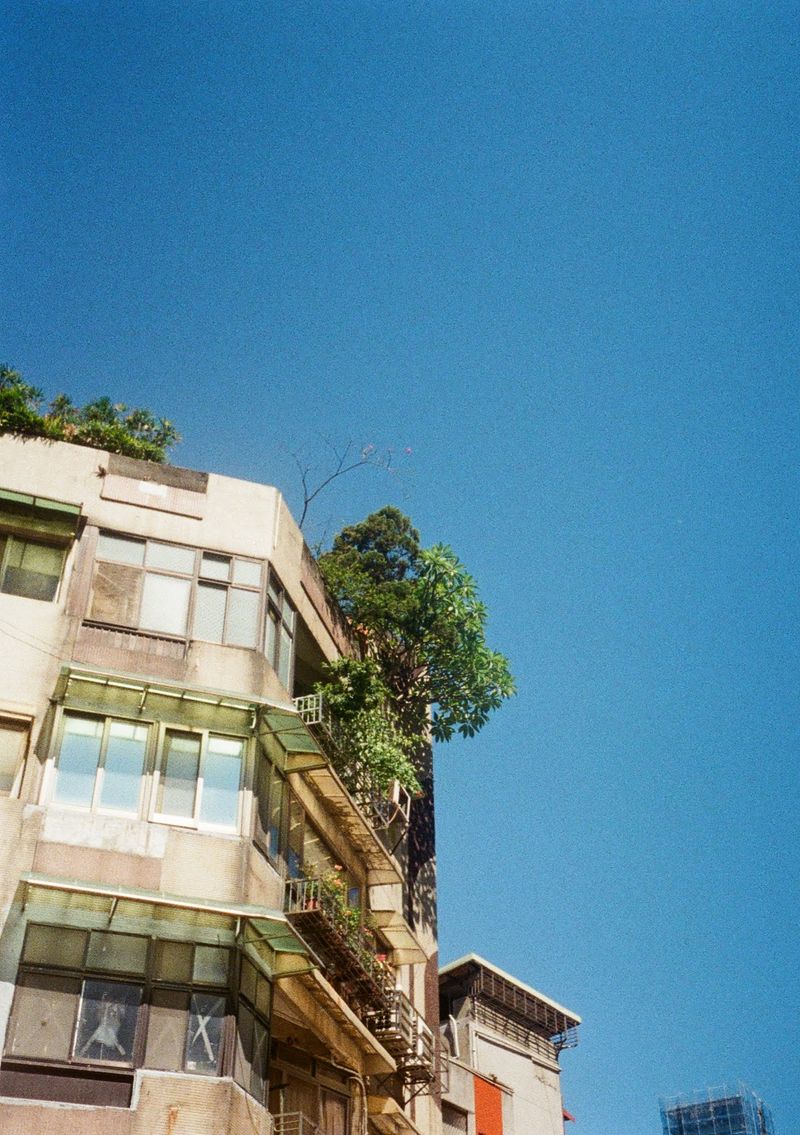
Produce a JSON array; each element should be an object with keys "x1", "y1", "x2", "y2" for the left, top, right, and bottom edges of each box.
[{"x1": 659, "y1": 1085, "x2": 775, "y2": 1135}]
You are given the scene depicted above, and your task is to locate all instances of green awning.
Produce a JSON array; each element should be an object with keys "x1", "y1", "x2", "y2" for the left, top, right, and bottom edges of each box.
[
  {"x1": 257, "y1": 707, "x2": 328, "y2": 773},
  {"x1": 19, "y1": 873, "x2": 316, "y2": 982},
  {"x1": 0, "y1": 488, "x2": 82, "y2": 542},
  {"x1": 55, "y1": 667, "x2": 260, "y2": 735}
]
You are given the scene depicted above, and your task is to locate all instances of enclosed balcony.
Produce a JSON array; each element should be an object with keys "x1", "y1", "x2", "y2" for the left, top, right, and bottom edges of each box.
[{"x1": 285, "y1": 876, "x2": 394, "y2": 1015}]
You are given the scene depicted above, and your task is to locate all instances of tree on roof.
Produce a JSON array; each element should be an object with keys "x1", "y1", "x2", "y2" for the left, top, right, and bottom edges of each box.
[{"x1": 317, "y1": 506, "x2": 515, "y2": 749}]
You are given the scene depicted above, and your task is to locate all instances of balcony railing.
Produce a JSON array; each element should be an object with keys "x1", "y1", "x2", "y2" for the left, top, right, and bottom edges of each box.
[
  {"x1": 293, "y1": 694, "x2": 412, "y2": 841},
  {"x1": 365, "y1": 990, "x2": 435, "y2": 1085},
  {"x1": 285, "y1": 876, "x2": 394, "y2": 1013},
  {"x1": 273, "y1": 1114, "x2": 321, "y2": 1135}
]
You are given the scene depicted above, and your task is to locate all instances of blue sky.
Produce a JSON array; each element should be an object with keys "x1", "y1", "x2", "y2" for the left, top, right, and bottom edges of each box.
[{"x1": 4, "y1": 3, "x2": 799, "y2": 1132}]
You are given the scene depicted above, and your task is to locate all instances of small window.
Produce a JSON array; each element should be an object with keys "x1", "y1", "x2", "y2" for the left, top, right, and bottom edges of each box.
[
  {"x1": 0, "y1": 535, "x2": 66, "y2": 601},
  {"x1": 194, "y1": 555, "x2": 262, "y2": 648},
  {"x1": 0, "y1": 716, "x2": 30, "y2": 795}
]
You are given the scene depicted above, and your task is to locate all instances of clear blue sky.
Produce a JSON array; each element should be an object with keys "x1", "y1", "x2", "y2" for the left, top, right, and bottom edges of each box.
[{"x1": 4, "y1": 3, "x2": 799, "y2": 1132}]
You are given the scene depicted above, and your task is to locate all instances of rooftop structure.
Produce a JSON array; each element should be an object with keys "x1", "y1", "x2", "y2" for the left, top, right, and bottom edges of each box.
[{"x1": 439, "y1": 955, "x2": 580, "y2": 1135}]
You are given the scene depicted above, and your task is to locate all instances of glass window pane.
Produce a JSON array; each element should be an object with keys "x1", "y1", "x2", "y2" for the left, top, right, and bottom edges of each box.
[
  {"x1": 233, "y1": 558, "x2": 261, "y2": 587},
  {"x1": 89, "y1": 560, "x2": 143, "y2": 626},
  {"x1": 53, "y1": 715, "x2": 103, "y2": 807},
  {"x1": 0, "y1": 720, "x2": 28, "y2": 794},
  {"x1": 268, "y1": 772, "x2": 284, "y2": 860},
  {"x1": 73, "y1": 979, "x2": 141, "y2": 1065},
  {"x1": 234, "y1": 1002, "x2": 255, "y2": 1094},
  {"x1": 6, "y1": 973, "x2": 80, "y2": 1060},
  {"x1": 239, "y1": 959, "x2": 257, "y2": 1006},
  {"x1": 287, "y1": 795, "x2": 303, "y2": 878},
  {"x1": 185, "y1": 993, "x2": 226, "y2": 1075},
  {"x1": 97, "y1": 533, "x2": 145, "y2": 565},
  {"x1": 200, "y1": 552, "x2": 231, "y2": 581},
  {"x1": 278, "y1": 626, "x2": 293, "y2": 688},
  {"x1": 193, "y1": 945, "x2": 230, "y2": 985},
  {"x1": 98, "y1": 720, "x2": 147, "y2": 813},
  {"x1": 268, "y1": 578, "x2": 281, "y2": 607},
  {"x1": 86, "y1": 932, "x2": 148, "y2": 975},
  {"x1": 193, "y1": 582, "x2": 226, "y2": 643},
  {"x1": 1, "y1": 537, "x2": 64, "y2": 601},
  {"x1": 145, "y1": 988, "x2": 189, "y2": 1071},
  {"x1": 303, "y1": 826, "x2": 335, "y2": 877},
  {"x1": 200, "y1": 736, "x2": 242, "y2": 828},
  {"x1": 254, "y1": 973, "x2": 271, "y2": 1018},
  {"x1": 153, "y1": 939, "x2": 193, "y2": 983},
  {"x1": 225, "y1": 588, "x2": 259, "y2": 648},
  {"x1": 250, "y1": 1017, "x2": 269, "y2": 1101},
  {"x1": 265, "y1": 609, "x2": 278, "y2": 666},
  {"x1": 23, "y1": 924, "x2": 87, "y2": 968},
  {"x1": 157, "y1": 732, "x2": 201, "y2": 818},
  {"x1": 145, "y1": 541, "x2": 195, "y2": 574},
  {"x1": 140, "y1": 573, "x2": 191, "y2": 636}
]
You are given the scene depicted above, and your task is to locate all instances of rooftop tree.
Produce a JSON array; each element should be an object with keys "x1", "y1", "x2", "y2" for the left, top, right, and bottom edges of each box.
[{"x1": 315, "y1": 506, "x2": 515, "y2": 789}]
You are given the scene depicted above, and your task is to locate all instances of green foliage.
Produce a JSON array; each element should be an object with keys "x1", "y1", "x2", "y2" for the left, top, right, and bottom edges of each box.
[
  {"x1": 317, "y1": 507, "x2": 515, "y2": 746},
  {"x1": 0, "y1": 365, "x2": 180, "y2": 463},
  {"x1": 314, "y1": 658, "x2": 421, "y2": 794}
]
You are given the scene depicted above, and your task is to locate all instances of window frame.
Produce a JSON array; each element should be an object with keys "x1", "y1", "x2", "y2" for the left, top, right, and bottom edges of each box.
[
  {"x1": 88, "y1": 531, "x2": 266, "y2": 649},
  {"x1": 150, "y1": 724, "x2": 246, "y2": 833},
  {"x1": 0, "y1": 532, "x2": 69, "y2": 603},
  {"x1": 49, "y1": 712, "x2": 151, "y2": 818},
  {"x1": 0, "y1": 489, "x2": 80, "y2": 604},
  {"x1": 254, "y1": 756, "x2": 363, "y2": 908},
  {"x1": 265, "y1": 569, "x2": 296, "y2": 691}
]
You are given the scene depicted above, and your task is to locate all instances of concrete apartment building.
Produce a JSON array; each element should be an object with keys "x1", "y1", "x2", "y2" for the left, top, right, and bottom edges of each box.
[
  {"x1": 439, "y1": 955, "x2": 580, "y2": 1135},
  {"x1": 0, "y1": 433, "x2": 438, "y2": 1135}
]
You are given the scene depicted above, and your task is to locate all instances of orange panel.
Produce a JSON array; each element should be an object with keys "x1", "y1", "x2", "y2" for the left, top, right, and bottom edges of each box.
[{"x1": 474, "y1": 1076, "x2": 503, "y2": 1135}]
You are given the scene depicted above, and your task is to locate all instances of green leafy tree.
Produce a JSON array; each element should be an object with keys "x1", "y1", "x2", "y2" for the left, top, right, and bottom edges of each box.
[
  {"x1": 0, "y1": 365, "x2": 180, "y2": 463},
  {"x1": 317, "y1": 506, "x2": 515, "y2": 749}
]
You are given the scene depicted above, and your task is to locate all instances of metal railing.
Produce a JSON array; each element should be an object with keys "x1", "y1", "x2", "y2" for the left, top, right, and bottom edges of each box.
[
  {"x1": 285, "y1": 876, "x2": 395, "y2": 1011},
  {"x1": 293, "y1": 693, "x2": 412, "y2": 839},
  {"x1": 273, "y1": 1113, "x2": 322, "y2": 1135},
  {"x1": 366, "y1": 989, "x2": 435, "y2": 1084}
]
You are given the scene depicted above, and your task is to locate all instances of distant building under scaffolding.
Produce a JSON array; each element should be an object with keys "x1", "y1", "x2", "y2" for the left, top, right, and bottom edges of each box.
[{"x1": 659, "y1": 1084, "x2": 775, "y2": 1135}]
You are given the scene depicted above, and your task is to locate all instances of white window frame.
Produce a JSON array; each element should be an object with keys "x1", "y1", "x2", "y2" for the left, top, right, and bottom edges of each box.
[{"x1": 149, "y1": 723, "x2": 246, "y2": 834}]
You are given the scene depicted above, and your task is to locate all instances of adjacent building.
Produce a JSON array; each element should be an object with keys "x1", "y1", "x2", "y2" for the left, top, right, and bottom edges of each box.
[
  {"x1": 659, "y1": 1085, "x2": 775, "y2": 1135},
  {"x1": 439, "y1": 955, "x2": 580, "y2": 1135},
  {"x1": 0, "y1": 434, "x2": 438, "y2": 1135}
]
